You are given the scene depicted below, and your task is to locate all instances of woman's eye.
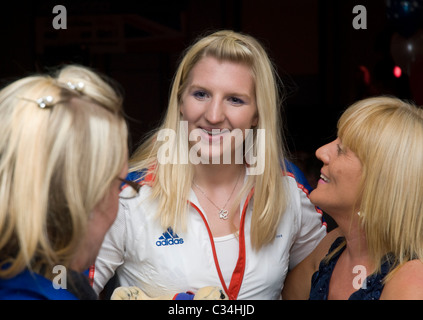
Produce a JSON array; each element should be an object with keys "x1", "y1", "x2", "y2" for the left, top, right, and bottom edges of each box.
[
  {"x1": 193, "y1": 91, "x2": 208, "y2": 100},
  {"x1": 228, "y1": 97, "x2": 245, "y2": 105}
]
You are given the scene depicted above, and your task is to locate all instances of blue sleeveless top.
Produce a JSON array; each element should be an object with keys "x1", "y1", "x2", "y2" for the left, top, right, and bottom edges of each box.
[{"x1": 309, "y1": 237, "x2": 394, "y2": 300}]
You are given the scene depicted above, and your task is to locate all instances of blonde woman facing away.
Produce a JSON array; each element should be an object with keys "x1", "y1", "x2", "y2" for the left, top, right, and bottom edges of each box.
[
  {"x1": 283, "y1": 96, "x2": 423, "y2": 300},
  {"x1": 0, "y1": 65, "x2": 132, "y2": 299},
  {"x1": 93, "y1": 30, "x2": 326, "y2": 300}
]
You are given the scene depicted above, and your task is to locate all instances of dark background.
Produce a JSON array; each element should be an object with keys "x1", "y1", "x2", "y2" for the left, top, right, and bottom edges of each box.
[{"x1": 1, "y1": 0, "x2": 422, "y2": 195}]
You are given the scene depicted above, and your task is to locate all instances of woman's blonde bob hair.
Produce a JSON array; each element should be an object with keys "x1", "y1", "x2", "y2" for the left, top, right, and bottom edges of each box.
[
  {"x1": 0, "y1": 65, "x2": 128, "y2": 278},
  {"x1": 337, "y1": 96, "x2": 423, "y2": 278},
  {"x1": 130, "y1": 30, "x2": 288, "y2": 250}
]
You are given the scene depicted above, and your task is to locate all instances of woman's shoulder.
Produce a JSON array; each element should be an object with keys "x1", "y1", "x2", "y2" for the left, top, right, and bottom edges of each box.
[
  {"x1": 381, "y1": 259, "x2": 423, "y2": 300},
  {"x1": 126, "y1": 168, "x2": 155, "y2": 186},
  {"x1": 312, "y1": 229, "x2": 344, "y2": 267},
  {"x1": 117, "y1": 170, "x2": 158, "y2": 230},
  {"x1": 283, "y1": 172, "x2": 312, "y2": 201},
  {"x1": 284, "y1": 160, "x2": 313, "y2": 194},
  {"x1": 0, "y1": 269, "x2": 78, "y2": 300},
  {"x1": 282, "y1": 228, "x2": 343, "y2": 299}
]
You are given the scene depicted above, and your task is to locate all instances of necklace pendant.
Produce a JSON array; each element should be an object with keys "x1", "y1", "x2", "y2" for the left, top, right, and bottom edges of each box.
[{"x1": 219, "y1": 209, "x2": 229, "y2": 220}]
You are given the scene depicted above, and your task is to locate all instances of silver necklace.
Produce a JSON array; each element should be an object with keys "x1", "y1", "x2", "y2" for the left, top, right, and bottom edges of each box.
[{"x1": 192, "y1": 171, "x2": 242, "y2": 220}]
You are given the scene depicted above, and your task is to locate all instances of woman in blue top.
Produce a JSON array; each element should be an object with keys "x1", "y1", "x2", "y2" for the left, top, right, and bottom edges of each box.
[
  {"x1": 283, "y1": 96, "x2": 423, "y2": 300},
  {"x1": 0, "y1": 65, "x2": 130, "y2": 299}
]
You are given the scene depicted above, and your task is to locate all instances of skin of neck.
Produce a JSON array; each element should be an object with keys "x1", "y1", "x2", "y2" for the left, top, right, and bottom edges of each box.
[
  {"x1": 332, "y1": 209, "x2": 373, "y2": 270},
  {"x1": 193, "y1": 162, "x2": 245, "y2": 188}
]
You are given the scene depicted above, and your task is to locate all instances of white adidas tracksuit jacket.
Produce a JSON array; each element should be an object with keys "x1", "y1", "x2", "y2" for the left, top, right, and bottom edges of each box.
[{"x1": 93, "y1": 173, "x2": 326, "y2": 300}]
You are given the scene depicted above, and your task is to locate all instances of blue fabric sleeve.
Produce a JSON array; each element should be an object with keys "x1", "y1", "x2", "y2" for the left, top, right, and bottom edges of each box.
[{"x1": 284, "y1": 159, "x2": 313, "y2": 193}]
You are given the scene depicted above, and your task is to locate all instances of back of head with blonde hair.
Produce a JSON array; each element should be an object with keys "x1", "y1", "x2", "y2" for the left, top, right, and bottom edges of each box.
[
  {"x1": 130, "y1": 30, "x2": 288, "y2": 250},
  {"x1": 337, "y1": 96, "x2": 423, "y2": 278},
  {"x1": 0, "y1": 65, "x2": 128, "y2": 278}
]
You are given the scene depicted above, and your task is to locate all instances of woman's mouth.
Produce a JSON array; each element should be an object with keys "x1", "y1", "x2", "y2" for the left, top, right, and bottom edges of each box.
[
  {"x1": 318, "y1": 173, "x2": 331, "y2": 184},
  {"x1": 201, "y1": 127, "x2": 230, "y2": 136},
  {"x1": 199, "y1": 127, "x2": 231, "y2": 142}
]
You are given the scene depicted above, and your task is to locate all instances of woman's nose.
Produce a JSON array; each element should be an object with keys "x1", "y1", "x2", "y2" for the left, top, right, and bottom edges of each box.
[
  {"x1": 315, "y1": 143, "x2": 330, "y2": 165},
  {"x1": 204, "y1": 99, "x2": 225, "y2": 124}
]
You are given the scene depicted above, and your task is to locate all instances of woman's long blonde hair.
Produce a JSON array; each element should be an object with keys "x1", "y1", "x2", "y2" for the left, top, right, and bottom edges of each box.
[
  {"x1": 130, "y1": 30, "x2": 288, "y2": 250},
  {"x1": 0, "y1": 65, "x2": 128, "y2": 278},
  {"x1": 338, "y1": 96, "x2": 423, "y2": 278}
]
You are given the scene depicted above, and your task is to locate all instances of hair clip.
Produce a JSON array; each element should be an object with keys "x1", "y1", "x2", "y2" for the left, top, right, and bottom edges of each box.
[
  {"x1": 66, "y1": 81, "x2": 85, "y2": 92},
  {"x1": 36, "y1": 96, "x2": 54, "y2": 109}
]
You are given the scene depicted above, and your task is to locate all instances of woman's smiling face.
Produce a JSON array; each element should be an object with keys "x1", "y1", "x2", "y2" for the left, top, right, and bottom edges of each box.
[
  {"x1": 310, "y1": 137, "x2": 363, "y2": 216},
  {"x1": 180, "y1": 56, "x2": 258, "y2": 162}
]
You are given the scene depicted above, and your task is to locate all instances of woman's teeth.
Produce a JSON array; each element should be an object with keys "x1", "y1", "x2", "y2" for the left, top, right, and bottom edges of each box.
[
  {"x1": 320, "y1": 174, "x2": 330, "y2": 183},
  {"x1": 202, "y1": 128, "x2": 228, "y2": 136}
]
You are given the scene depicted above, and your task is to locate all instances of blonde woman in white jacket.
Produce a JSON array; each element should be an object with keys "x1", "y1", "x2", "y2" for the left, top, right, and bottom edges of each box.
[{"x1": 93, "y1": 30, "x2": 326, "y2": 300}]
